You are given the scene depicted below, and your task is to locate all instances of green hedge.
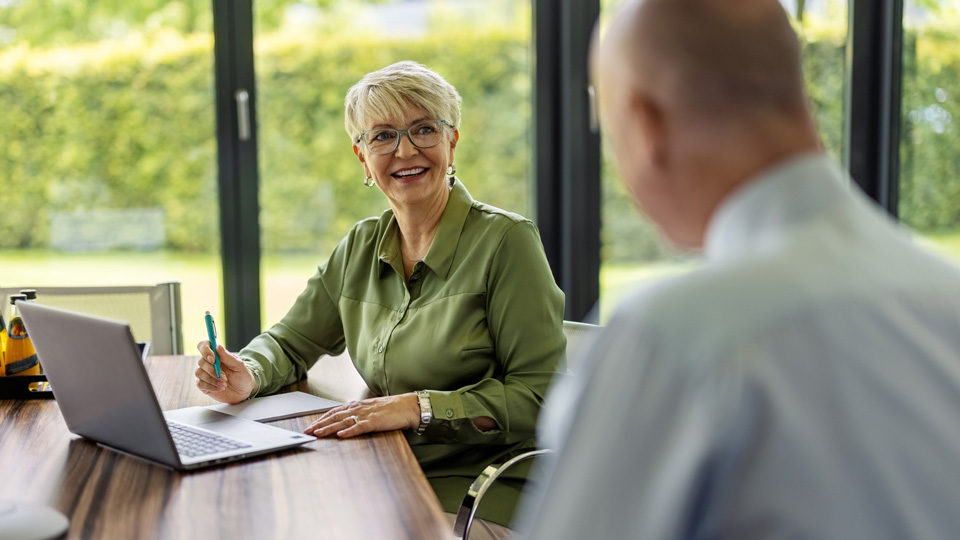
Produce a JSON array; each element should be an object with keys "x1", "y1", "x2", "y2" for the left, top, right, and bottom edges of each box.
[
  {"x1": 0, "y1": 29, "x2": 531, "y2": 254},
  {"x1": 900, "y1": 25, "x2": 960, "y2": 231},
  {"x1": 1, "y1": 20, "x2": 959, "y2": 260},
  {"x1": 0, "y1": 35, "x2": 221, "y2": 251}
]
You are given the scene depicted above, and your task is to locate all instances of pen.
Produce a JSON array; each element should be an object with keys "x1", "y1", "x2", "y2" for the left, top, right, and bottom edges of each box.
[{"x1": 204, "y1": 311, "x2": 220, "y2": 378}]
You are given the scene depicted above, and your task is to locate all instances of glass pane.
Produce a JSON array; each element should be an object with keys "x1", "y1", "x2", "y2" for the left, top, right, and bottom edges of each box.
[
  {"x1": 899, "y1": 1, "x2": 960, "y2": 266},
  {"x1": 0, "y1": 1, "x2": 222, "y2": 349},
  {"x1": 597, "y1": 0, "x2": 849, "y2": 321},
  {"x1": 255, "y1": 0, "x2": 533, "y2": 329}
]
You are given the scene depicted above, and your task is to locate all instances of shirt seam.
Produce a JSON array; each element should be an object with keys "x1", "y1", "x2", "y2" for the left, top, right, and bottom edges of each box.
[
  {"x1": 470, "y1": 202, "x2": 532, "y2": 225},
  {"x1": 485, "y1": 220, "x2": 525, "y2": 306},
  {"x1": 338, "y1": 294, "x2": 404, "y2": 312}
]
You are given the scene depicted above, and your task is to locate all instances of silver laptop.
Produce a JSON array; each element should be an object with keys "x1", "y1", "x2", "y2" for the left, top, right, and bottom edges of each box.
[{"x1": 19, "y1": 302, "x2": 315, "y2": 470}]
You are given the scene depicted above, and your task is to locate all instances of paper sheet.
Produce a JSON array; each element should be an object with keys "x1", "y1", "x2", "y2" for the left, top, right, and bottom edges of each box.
[{"x1": 206, "y1": 391, "x2": 341, "y2": 422}]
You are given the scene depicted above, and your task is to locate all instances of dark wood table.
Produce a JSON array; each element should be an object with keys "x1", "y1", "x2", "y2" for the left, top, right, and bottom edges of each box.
[{"x1": 0, "y1": 354, "x2": 451, "y2": 539}]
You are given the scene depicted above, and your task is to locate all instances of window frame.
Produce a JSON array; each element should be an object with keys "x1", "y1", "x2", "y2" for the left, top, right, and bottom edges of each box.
[{"x1": 211, "y1": 0, "x2": 907, "y2": 344}]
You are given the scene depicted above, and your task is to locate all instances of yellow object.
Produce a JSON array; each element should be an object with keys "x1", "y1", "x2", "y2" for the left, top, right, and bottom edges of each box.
[
  {"x1": 5, "y1": 313, "x2": 39, "y2": 376},
  {"x1": 0, "y1": 313, "x2": 7, "y2": 371}
]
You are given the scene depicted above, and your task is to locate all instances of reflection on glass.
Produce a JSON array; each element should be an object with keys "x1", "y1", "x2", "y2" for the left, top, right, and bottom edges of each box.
[
  {"x1": 0, "y1": 0, "x2": 222, "y2": 349},
  {"x1": 899, "y1": 0, "x2": 960, "y2": 266},
  {"x1": 256, "y1": 0, "x2": 533, "y2": 328},
  {"x1": 597, "y1": 0, "x2": 848, "y2": 320}
]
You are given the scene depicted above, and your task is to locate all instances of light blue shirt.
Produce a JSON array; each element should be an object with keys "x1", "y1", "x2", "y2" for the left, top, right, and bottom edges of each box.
[{"x1": 518, "y1": 154, "x2": 960, "y2": 539}]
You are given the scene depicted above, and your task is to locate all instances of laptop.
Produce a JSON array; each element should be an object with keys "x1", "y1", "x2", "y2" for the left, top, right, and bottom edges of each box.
[{"x1": 19, "y1": 302, "x2": 315, "y2": 470}]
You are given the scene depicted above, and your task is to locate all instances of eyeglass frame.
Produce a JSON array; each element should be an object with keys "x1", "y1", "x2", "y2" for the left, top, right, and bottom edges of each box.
[{"x1": 355, "y1": 119, "x2": 452, "y2": 156}]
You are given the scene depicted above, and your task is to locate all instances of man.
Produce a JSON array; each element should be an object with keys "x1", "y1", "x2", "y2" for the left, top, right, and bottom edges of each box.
[{"x1": 516, "y1": 0, "x2": 960, "y2": 538}]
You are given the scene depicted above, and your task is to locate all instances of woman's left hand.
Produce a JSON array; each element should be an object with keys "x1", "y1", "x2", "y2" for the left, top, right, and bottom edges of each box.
[{"x1": 304, "y1": 393, "x2": 420, "y2": 438}]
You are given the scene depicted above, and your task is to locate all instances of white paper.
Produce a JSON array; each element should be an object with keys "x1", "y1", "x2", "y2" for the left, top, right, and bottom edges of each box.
[{"x1": 206, "y1": 391, "x2": 341, "y2": 423}]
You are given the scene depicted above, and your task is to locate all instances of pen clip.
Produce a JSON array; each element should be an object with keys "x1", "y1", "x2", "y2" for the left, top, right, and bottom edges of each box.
[{"x1": 212, "y1": 317, "x2": 218, "y2": 338}]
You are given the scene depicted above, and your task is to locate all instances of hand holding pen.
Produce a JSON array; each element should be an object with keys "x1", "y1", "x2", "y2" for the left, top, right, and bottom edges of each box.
[{"x1": 195, "y1": 313, "x2": 256, "y2": 404}]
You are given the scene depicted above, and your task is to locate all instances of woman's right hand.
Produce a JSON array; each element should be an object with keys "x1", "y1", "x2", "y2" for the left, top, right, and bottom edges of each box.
[{"x1": 195, "y1": 341, "x2": 255, "y2": 404}]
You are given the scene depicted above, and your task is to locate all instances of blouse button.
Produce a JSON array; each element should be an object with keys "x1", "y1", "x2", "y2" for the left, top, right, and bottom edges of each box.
[
  {"x1": 445, "y1": 409, "x2": 454, "y2": 418},
  {"x1": 378, "y1": 346, "x2": 384, "y2": 353}
]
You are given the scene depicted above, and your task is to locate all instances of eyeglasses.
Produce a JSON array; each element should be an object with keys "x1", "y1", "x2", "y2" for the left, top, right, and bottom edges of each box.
[{"x1": 357, "y1": 119, "x2": 449, "y2": 156}]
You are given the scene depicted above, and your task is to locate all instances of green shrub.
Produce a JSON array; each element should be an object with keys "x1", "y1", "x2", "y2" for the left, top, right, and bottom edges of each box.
[
  {"x1": 900, "y1": 24, "x2": 960, "y2": 231},
  {"x1": 0, "y1": 29, "x2": 531, "y2": 255},
  {"x1": 1, "y1": 16, "x2": 959, "y2": 261}
]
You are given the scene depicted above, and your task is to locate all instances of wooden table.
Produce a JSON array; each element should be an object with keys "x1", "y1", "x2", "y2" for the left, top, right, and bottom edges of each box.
[{"x1": 0, "y1": 354, "x2": 451, "y2": 539}]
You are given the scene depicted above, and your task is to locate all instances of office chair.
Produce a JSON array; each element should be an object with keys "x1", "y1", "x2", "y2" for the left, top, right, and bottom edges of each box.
[
  {"x1": 452, "y1": 320, "x2": 602, "y2": 540},
  {"x1": 0, "y1": 282, "x2": 184, "y2": 355}
]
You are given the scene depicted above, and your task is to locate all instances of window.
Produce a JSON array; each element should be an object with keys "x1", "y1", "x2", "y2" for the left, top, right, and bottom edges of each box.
[
  {"x1": 0, "y1": 0, "x2": 223, "y2": 348},
  {"x1": 899, "y1": 0, "x2": 960, "y2": 266}
]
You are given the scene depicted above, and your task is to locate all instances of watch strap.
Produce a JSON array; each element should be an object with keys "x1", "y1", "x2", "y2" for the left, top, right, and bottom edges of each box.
[{"x1": 416, "y1": 390, "x2": 433, "y2": 435}]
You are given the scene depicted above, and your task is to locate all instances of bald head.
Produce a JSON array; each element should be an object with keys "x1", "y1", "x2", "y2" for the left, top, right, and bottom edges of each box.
[
  {"x1": 593, "y1": 0, "x2": 821, "y2": 249},
  {"x1": 603, "y1": 0, "x2": 808, "y2": 121}
]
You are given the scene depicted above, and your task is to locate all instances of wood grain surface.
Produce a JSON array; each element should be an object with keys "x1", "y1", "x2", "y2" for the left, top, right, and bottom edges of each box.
[{"x1": 0, "y1": 354, "x2": 450, "y2": 539}]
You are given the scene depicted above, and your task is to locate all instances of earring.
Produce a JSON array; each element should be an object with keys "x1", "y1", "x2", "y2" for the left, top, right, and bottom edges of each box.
[
  {"x1": 446, "y1": 164, "x2": 456, "y2": 177},
  {"x1": 363, "y1": 176, "x2": 375, "y2": 188}
]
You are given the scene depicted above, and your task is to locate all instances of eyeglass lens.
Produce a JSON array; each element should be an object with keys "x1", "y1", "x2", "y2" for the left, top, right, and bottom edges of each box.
[{"x1": 364, "y1": 120, "x2": 443, "y2": 155}]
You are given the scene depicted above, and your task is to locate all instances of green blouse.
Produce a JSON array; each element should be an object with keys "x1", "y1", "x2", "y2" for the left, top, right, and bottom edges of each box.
[{"x1": 238, "y1": 179, "x2": 566, "y2": 526}]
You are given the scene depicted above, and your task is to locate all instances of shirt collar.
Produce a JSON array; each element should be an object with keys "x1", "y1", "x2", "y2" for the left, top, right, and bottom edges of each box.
[
  {"x1": 704, "y1": 153, "x2": 852, "y2": 263},
  {"x1": 377, "y1": 178, "x2": 473, "y2": 280}
]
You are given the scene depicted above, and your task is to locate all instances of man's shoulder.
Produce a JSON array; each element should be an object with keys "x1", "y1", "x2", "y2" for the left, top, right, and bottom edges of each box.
[
  {"x1": 609, "y1": 234, "x2": 960, "y2": 356},
  {"x1": 602, "y1": 254, "x2": 832, "y2": 360}
]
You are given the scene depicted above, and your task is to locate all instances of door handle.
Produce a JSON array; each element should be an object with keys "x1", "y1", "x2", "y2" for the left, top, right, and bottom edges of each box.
[{"x1": 235, "y1": 89, "x2": 251, "y2": 141}]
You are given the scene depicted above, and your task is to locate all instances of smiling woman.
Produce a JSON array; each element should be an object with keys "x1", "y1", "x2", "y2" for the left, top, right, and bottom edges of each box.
[
  {"x1": 347, "y1": 62, "x2": 461, "y2": 234},
  {"x1": 194, "y1": 61, "x2": 566, "y2": 534}
]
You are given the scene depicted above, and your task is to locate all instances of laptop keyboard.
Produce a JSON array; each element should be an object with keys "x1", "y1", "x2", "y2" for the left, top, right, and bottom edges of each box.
[{"x1": 167, "y1": 421, "x2": 252, "y2": 458}]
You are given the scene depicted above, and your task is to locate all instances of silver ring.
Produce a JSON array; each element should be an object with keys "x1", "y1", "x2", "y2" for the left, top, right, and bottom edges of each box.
[{"x1": 348, "y1": 415, "x2": 360, "y2": 426}]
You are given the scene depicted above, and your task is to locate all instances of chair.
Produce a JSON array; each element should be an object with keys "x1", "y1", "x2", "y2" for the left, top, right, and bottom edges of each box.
[
  {"x1": 452, "y1": 320, "x2": 602, "y2": 540},
  {"x1": 559, "y1": 319, "x2": 602, "y2": 370},
  {"x1": 0, "y1": 282, "x2": 184, "y2": 355}
]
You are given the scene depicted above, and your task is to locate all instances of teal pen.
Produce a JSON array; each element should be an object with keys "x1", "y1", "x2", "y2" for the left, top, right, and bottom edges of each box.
[{"x1": 204, "y1": 311, "x2": 221, "y2": 378}]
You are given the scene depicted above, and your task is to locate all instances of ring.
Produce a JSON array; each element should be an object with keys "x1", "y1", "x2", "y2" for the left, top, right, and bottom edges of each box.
[{"x1": 348, "y1": 415, "x2": 360, "y2": 426}]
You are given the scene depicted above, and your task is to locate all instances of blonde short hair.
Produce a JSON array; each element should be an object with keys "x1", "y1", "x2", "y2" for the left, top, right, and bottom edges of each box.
[{"x1": 344, "y1": 61, "x2": 462, "y2": 143}]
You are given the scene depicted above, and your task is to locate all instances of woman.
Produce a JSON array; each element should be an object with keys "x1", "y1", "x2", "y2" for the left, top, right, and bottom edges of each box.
[{"x1": 194, "y1": 61, "x2": 565, "y2": 531}]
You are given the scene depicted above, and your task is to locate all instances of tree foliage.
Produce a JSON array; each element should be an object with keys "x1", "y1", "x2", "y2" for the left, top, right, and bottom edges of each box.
[
  {"x1": 0, "y1": 26, "x2": 531, "y2": 254},
  {"x1": 1, "y1": 11, "x2": 958, "y2": 261}
]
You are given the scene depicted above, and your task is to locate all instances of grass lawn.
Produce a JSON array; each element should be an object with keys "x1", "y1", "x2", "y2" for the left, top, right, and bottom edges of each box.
[
  {"x1": 3, "y1": 229, "x2": 959, "y2": 345},
  {"x1": 599, "y1": 258, "x2": 701, "y2": 322},
  {"x1": 916, "y1": 230, "x2": 960, "y2": 261}
]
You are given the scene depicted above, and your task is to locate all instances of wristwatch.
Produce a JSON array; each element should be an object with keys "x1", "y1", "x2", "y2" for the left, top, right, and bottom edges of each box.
[{"x1": 416, "y1": 390, "x2": 433, "y2": 435}]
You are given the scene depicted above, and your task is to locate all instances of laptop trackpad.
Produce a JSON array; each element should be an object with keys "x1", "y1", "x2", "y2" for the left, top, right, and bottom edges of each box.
[{"x1": 164, "y1": 406, "x2": 284, "y2": 439}]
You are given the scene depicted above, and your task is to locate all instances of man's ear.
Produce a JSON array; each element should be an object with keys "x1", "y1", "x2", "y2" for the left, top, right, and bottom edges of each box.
[{"x1": 629, "y1": 92, "x2": 668, "y2": 172}]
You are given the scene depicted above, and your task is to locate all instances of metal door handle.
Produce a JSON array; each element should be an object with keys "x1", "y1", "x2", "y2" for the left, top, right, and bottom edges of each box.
[
  {"x1": 588, "y1": 85, "x2": 599, "y2": 134},
  {"x1": 235, "y1": 89, "x2": 250, "y2": 141}
]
